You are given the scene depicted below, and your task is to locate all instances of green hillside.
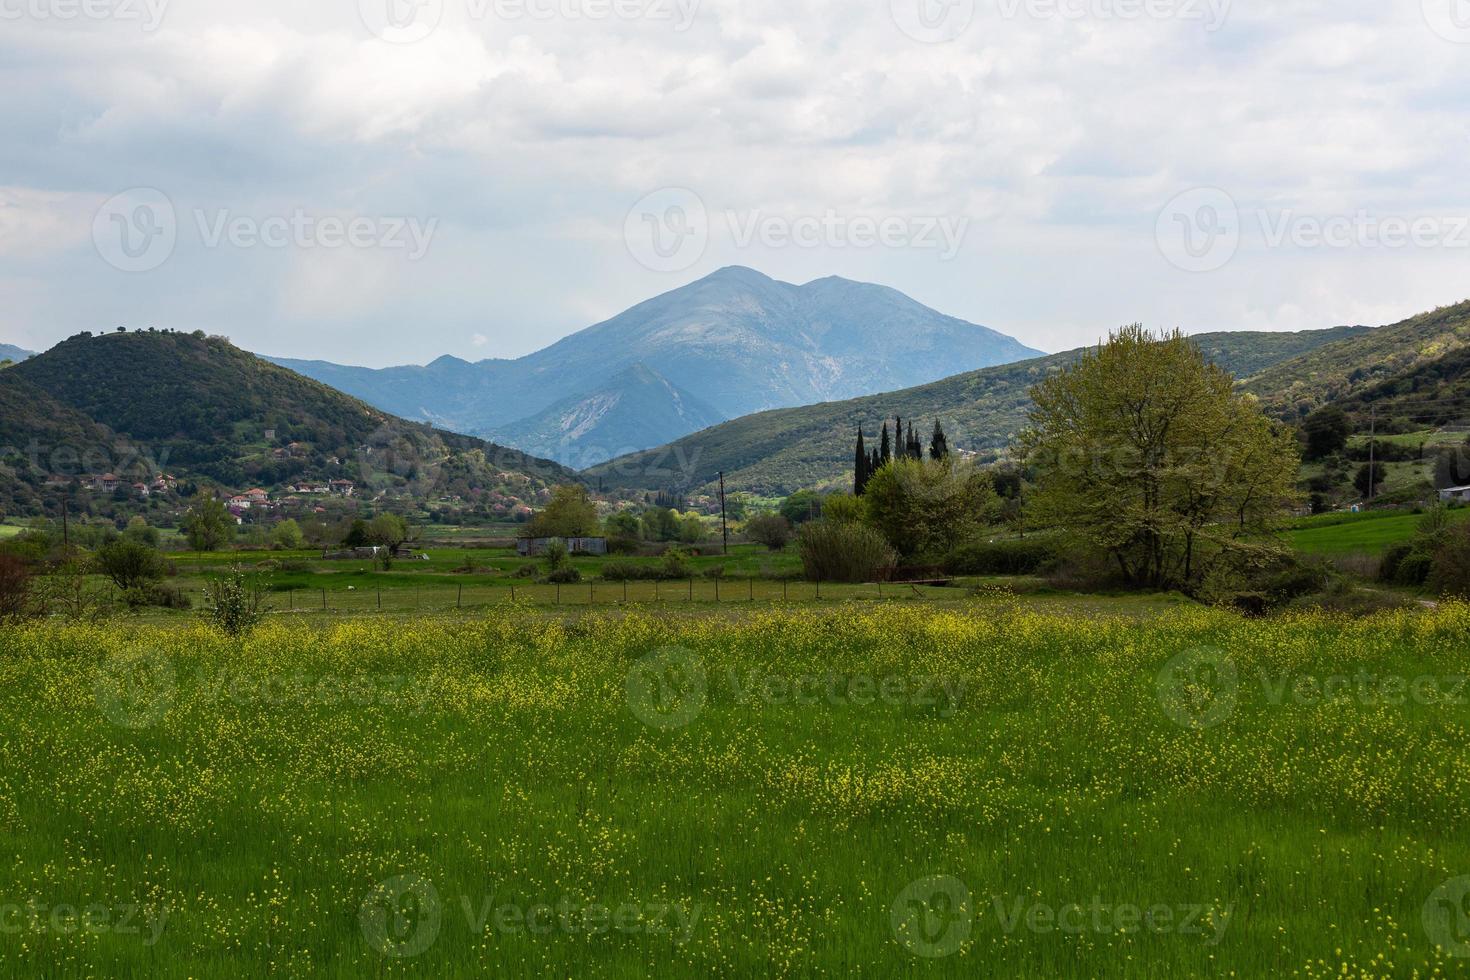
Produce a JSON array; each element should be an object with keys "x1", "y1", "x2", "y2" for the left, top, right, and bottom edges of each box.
[
  {"x1": 586, "y1": 324, "x2": 1374, "y2": 495},
  {"x1": 1244, "y1": 300, "x2": 1470, "y2": 419},
  {"x1": 4, "y1": 329, "x2": 576, "y2": 508}
]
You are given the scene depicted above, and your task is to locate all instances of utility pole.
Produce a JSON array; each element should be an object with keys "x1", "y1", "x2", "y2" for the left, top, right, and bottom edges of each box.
[
  {"x1": 61, "y1": 498, "x2": 69, "y2": 551},
  {"x1": 1368, "y1": 405, "x2": 1377, "y2": 503},
  {"x1": 718, "y1": 471, "x2": 729, "y2": 556}
]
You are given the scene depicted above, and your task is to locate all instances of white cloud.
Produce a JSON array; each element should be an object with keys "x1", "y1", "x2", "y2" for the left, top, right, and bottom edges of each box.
[{"x1": 2, "y1": 0, "x2": 1469, "y2": 363}]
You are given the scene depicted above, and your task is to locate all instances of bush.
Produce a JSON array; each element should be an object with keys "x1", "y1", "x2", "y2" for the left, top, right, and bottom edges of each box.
[
  {"x1": 600, "y1": 561, "x2": 679, "y2": 582},
  {"x1": 122, "y1": 583, "x2": 191, "y2": 610},
  {"x1": 1394, "y1": 551, "x2": 1434, "y2": 587},
  {"x1": 797, "y1": 520, "x2": 897, "y2": 583},
  {"x1": 606, "y1": 536, "x2": 641, "y2": 556},
  {"x1": 943, "y1": 538, "x2": 1059, "y2": 576},
  {"x1": 201, "y1": 567, "x2": 268, "y2": 637},
  {"x1": 514, "y1": 563, "x2": 539, "y2": 579},
  {"x1": 540, "y1": 566, "x2": 582, "y2": 585},
  {"x1": 1429, "y1": 522, "x2": 1470, "y2": 598},
  {"x1": 745, "y1": 514, "x2": 792, "y2": 551},
  {"x1": 0, "y1": 554, "x2": 32, "y2": 621},
  {"x1": 95, "y1": 539, "x2": 168, "y2": 590}
]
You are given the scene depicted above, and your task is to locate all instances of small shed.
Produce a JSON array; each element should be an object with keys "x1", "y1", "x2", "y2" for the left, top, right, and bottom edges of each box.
[
  {"x1": 517, "y1": 536, "x2": 608, "y2": 557},
  {"x1": 1438, "y1": 485, "x2": 1470, "y2": 503}
]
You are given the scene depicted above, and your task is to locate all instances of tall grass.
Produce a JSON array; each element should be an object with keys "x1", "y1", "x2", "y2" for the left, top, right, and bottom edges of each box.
[{"x1": 0, "y1": 604, "x2": 1468, "y2": 976}]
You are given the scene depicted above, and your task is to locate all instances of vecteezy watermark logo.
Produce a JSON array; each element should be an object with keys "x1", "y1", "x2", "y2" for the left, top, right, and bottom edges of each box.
[
  {"x1": 1157, "y1": 646, "x2": 1237, "y2": 730},
  {"x1": 1423, "y1": 0, "x2": 1470, "y2": 43},
  {"x1": 93, "y1": 647, "x2": 176, "y2": 730},
  {"x1": 1424, "y1": 876, "x2": 1470, "y2": 958},
  {"x1": 93, "y1": 188, "x2": 177, "y2": 274},
  {"x1": 994, "y1": 0, "x2": 1230, "y2": 30},
  {"x1": 626, "y1": 646, "x2": 706, "y2": 730},
  {"x1": 1156, "y1": 187, "x2": 1239, "y2": 273},
  {"x1": 727, "y1": 210, "x2": 969, "y2": 260},
  {"x1": 0, "y1": 0, "x2": 170, "y2": 30},
  {"x1": 360, "y1": 874, "x2": 443, "y2": 959},
  {"x1": 624, "y1": 188, "x2": 709, "y2": 273},
  {"x1": 891, "y1": 0, "x2": 976, "y2": 43},
  {"x1": 892, "y1": 877, "x2": 1234, "y2": 956},
  {"x1": 358, "y1": 0, "x2": 444, "y2": 43},
  {"x1": 0, "y1": 900, "x2": 168, "y2": 946},
  {"x1": 891, "y1": 876, "x2": 973, "y2": 958}
]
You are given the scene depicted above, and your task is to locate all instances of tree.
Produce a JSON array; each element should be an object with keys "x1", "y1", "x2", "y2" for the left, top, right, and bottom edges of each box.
[
  {"x1": 878, "y1": 423, "x2": 891, "y2": 465},
  {"x1": 862, "y1": 457, "x2": 998, "y2": 559},
  {"x1": 641, "y1": 507, "x2": 679, "y2": 542},
  {"x1": 1301, "y1": 406, "x2": 1350, "y2": 461},
  {"x1": 123, "y1": 516, "x2": 159, "y2": 548},
  {"x1": 183, "y1": 493, "x2": 232, "y2": 551},
  {"x1": 854, "y1": 430, "x2": 869, "y2": 496},
  {"x1": 343, "y1": 519, "x2": 371, "y2": 548},
  {"x1": 1354, "y1": 462, "x2": 1386, "y2": 499},
  {"x1": 929, "y1": 420, "x2": 949, "y2": 461},
  {"x1": 525, "y1": 485, "x2": 599, "y2": 538},
  {"x1": 820, "y1": 493, "x2": 867, "y2": 525},
  {"x1": 677, "y1": 514, "x2": 706, "y2": 544},
  {"x1": 780, "y1": 490, "x2": 824, "y2": 525},
  {"x1": 1021, "y1": 326, "x2": 1300, "y2": 590},
  {"x1": 271, "y1": 519, "x2": 304, "y2": 550},
  {"x1": 746, "y1": 514, "x2": 793, "y2": 551},
  {"x1": 367, "y1": 513, "x2": 410, "y2": 569},
  {"x1": 604, "y1": 510, "x2": 641, "y2": 539},
  {"x1": 95, "y1": 539, "x2": 168, "y2": 591}
]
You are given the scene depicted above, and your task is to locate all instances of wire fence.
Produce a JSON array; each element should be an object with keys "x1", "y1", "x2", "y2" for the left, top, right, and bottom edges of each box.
[{"x1": 159, "y1": 577, "x2": 962, "y2": 615}]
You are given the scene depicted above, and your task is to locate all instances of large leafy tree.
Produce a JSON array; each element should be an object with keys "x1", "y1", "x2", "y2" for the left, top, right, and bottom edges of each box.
[
  {"x1": 525, "y1": 485, "x2": 600, "y2": 538},
  {"x1": 183, "y1": 492, "x2": 233, "y2": 552},
  {"x1": 862, "y1": 457, "x2": 997, "y2": 560},
  {"x1": 1021, "y1": 325, "x2": 1300, "y2": 589}
]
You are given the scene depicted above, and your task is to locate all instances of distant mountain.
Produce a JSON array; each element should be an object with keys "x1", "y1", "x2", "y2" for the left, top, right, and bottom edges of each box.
[
  {"x1": 485, "y1": 363, "x2": 725, "y2": 468},
  {"x1": 584, "y1": 324, "x2": 1376, "y2": 495},
  {"x1": 0, "y1": 343, "x2": 35, "y2": 363},
  {"x1": 0, "y1": 329, "x2": 575, "y2": 514},
  {"x1": 273, "y1": 266, "x2": 1043, "y2": 465}
]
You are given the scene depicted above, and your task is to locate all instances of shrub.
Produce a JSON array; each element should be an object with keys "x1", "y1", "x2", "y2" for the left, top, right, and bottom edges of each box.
[
  {"x1": 514, "y1": 563, "x2": 539, "y2": 579},
  {"x1": 862, "y1": 458, "x2": 997, "y2": 559},
  {"x1": 606, "y1": 536, "x2": 641, "y2": 556},
  {"x1": 745, "y1": 514, "x2": 792, "y2": 551},
  {"x1": 201, "y1": 567, "x2": 269, "y2": 637},
  {"x1": 1394, "y1": 551, "x2": 1434, "y2": 587},
  {"x1": 797, "y1": 520, "x2": 897, "y2": 583},
  {"x1": 122, "y1": 583, "x2": 191, "y2": 610},
  {"x1": 702, "y1": 565, "x2": 727, "y2": 580},
  {"x1": 0, "y1": 554, "x2": 32, "y2": 621},
  {"x1": 943, "y1": 538, "x2": 1059, "y2": 576},
  {"x1": 1429, "y1": 522, "x2": 1470, "y2": 598},
  {"x1": 540, "y1": 566, "x2": 582, "y2": 585},
  {"x1": 95, "y1": 539, "x2": 168, "y2": 590}
]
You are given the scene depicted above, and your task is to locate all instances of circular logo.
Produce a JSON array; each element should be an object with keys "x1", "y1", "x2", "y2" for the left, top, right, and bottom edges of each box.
[
  {"x1": 356, "y1": 422, "x2": 447, "y2": 500},
  {"x1": 1157, "y1": 646, "x2": 1238, "y2": 730},
  {"x1": 890, "y1": 876, "x2": 972, "y2": 958},
  {"x1": 1156, "y1": 187, "x2": 1240, "y2": 273},
  {"x1": 624, "y1": 188, "x2": 708, "y2": 273},
  {"x1": 358, "y1": 0, "x2": 443, "y2": 43},
  {"x1": 1423, "y1": 0, "x2": 1470, "y2": 43},
  {"x1": 890, "y1": 0, "x2": 976, "y2": 43},
  {"x1": 1424, "y1": 875, "x2": 1470, "y2": 958},
  {"x1": 93, "y1": 188, "x2": 177, "y2": 273},
  {"x1": 94, "y1": 647, "x2": 176, "y2": 730},
  {"x1": 626, "y1": 646, "x2": 707, "y2": 730},
  {"x1": 360, "y1": 874, "x2": 442, "y2": 959}
]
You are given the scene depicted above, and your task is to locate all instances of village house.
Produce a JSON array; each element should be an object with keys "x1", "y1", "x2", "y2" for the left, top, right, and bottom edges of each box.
[{"x1": 330, "y1": 480, "x2": 355, "y2": 497}]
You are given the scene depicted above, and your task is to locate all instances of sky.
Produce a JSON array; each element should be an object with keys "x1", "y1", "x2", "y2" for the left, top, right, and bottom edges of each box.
[{"x1": 2, "y1": 0, "x2": 1470, "y2": 367}]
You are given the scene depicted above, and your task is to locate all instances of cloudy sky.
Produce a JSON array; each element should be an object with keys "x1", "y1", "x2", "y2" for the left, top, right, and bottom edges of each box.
[{"x1": 2, "y1": 0, "x2": 1469, "y2": 366}]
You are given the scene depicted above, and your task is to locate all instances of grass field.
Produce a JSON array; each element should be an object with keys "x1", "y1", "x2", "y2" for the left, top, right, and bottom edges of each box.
[
  {"x1": 2, "y1": 603, "x2": 1469, "y2": 976},
  {"x1": 1283, "y1": 508, "x2": 1470, "y2": 556}
]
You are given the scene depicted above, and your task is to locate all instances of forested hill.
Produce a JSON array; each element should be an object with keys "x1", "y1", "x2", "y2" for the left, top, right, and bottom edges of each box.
[
  {"x1": 584, "y1": 324, "x2": 1376, "y2": 495},
  {"x1": 3, "y1": 329, "x2": 576, "y2": 498}
]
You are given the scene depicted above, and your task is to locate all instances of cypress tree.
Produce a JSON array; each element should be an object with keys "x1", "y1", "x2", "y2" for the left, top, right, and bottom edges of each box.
[
  {"x1": 929, "y1": 419, "x2": 949, "y2": 461},
  {"x1": 854, "y1": 429, "x2": 868, "y2": 495},
  {"x1": 879, "y1": 423, "x2": 891, "y2": 464}
]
